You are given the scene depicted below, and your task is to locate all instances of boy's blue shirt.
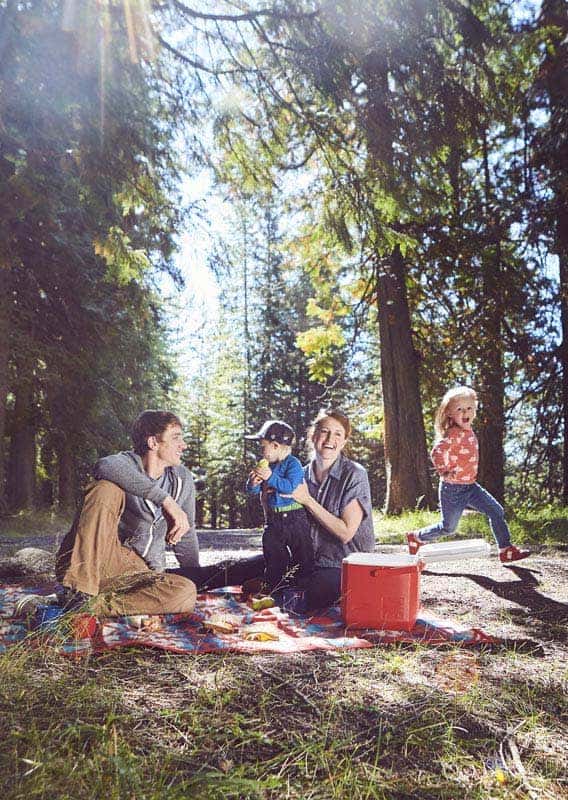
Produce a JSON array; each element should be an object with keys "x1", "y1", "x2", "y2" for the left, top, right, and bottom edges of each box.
[{"x1": 246, "y1": 453, "x2": 304, "y2": 507}]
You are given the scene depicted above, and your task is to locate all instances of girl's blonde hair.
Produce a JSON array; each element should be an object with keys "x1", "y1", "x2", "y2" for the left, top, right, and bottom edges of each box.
[{"x1": 434, "y1": 386, "x2": 477, "y2": 440}]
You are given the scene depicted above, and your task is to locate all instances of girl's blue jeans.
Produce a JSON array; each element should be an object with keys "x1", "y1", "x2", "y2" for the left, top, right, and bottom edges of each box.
[{"x1": 418, "y1": 482, "x2": 511, "y2": 549}]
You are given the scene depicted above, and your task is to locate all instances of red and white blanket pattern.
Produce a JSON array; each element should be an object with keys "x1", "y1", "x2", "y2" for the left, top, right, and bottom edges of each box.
[{"x1": 1, "y1": 584, "x2": 501, "y2": 657}]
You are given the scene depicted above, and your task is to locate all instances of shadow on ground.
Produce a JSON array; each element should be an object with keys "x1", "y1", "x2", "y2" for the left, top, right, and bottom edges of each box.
[{"x1": 426, "y1": 564, "x2": 568, "y2": 636}]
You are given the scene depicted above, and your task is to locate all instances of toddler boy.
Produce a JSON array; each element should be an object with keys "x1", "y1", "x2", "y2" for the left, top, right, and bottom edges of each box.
[{"x1": 245, "y1": 420, "x2": 314, "y2": 593}]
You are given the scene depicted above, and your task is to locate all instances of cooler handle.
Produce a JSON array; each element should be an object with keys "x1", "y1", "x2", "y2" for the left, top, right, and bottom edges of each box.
[{"x1": 368, "y1": 565, "x2": 424, "y2": 576}]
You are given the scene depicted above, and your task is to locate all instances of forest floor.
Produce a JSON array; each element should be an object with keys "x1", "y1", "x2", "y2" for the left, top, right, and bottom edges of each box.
[{"x1": 1, "y1": 517, "x2": 567, "y2": 798}]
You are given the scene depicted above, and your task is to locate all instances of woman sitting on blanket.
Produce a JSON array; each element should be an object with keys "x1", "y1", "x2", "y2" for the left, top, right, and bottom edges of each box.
[{"x1": 288, "y1": 408, "x2": 375, "y2": 610}]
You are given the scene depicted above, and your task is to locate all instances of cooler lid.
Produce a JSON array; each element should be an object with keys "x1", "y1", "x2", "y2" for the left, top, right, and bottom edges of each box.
[{"x1": 343, "y1": 552, "x2": 421, "y2": 567}]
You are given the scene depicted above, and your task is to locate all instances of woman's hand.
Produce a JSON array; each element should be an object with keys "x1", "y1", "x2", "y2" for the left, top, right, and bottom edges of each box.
[{"x1": 285, "y1": 481, "x2": 313, "y2": 506}]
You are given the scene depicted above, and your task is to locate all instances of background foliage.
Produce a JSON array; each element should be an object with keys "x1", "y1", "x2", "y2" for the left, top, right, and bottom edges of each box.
[{"x1": 0, "y1": 0, "x2": 565, "y2": 525}]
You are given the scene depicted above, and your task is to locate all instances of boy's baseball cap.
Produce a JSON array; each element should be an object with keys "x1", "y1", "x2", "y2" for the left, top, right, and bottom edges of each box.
[{"x1": 244, "y1": 420, "x2": 295, "y2": 445}]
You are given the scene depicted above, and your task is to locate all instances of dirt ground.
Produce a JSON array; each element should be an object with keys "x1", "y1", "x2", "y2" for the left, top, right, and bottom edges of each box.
[{"x1": 421, "y1": 549, "x2": 568, "y2": 653}]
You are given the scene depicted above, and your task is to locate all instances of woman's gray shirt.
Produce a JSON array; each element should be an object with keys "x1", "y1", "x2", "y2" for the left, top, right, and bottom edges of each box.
[
  {"x1": 304, "y1": 453, "x2": 375, "y2": 568},
  {"x1": 93, "y1": 451, "x2": 198, "y2": 572}
]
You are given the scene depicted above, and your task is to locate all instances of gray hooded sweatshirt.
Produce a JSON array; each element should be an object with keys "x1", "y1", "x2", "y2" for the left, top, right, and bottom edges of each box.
[{"x1": 94, "y1": 451, "x2": 198, "y2": 572}]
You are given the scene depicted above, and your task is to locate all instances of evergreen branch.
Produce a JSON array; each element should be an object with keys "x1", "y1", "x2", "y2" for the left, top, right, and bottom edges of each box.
[
  {"x1": 169, "y1": 1, "x2": 317, "y2": 24},
  {"x1": 156, "y1": 32, "x2": 252, "y2": 75}
]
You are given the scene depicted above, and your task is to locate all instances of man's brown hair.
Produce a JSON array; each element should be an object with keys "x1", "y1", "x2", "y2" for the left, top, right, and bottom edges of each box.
[{"x1": 131, "y1": 410, "x2": 182, "y2": 455}]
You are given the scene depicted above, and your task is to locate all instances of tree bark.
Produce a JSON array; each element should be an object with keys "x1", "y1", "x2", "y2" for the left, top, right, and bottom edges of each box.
[
  {"x1": 540, "y1": 0, "x2": 568, "y2": 503},
  {"x1": 376, "y1": 250, "x2": 436, "y2": 512},
  {"x1": 0, "y1": 267, "x2": 9, "y2": 509},
  {"x1": 477, "y1": 261, "x2": 505, "y2": 501},
  {"x1": 476, "y1": 132, "x2": 505, "y2": 502},
  {"x1": 57, "y1": 435, "x2": 77, "y2": 510},
  {"x1": 6, "y1": 378, "x2": 36, "y2": 510},
  {"x1": 560, "y1": 246, "x2": 568, "y2": 505},
  {"x1": 195, "y1": 496, "x2": 205, "y2": 527},
  {"x1": 210, "y1": 497, "x2": 218, "y2": 529},
  {"x1": 363, "y1": 55, "x2": 435, "y2": 513}
]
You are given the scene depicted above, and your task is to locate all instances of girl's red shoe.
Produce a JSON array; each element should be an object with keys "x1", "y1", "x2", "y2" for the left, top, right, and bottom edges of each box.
[
  {"x1": 406, "y1": 532, "x2": 423, "y2": 555},
  {"x1": 499, "y1": 545, "x2": 531, "y2": 564}
]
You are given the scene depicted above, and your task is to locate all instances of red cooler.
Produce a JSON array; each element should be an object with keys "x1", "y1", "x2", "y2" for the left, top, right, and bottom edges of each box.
[{"x1": 341, "y1": 553, "x2": 424, "y2": 630}]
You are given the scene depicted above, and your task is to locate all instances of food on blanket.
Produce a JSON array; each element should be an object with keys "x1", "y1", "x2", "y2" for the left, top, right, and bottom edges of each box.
[
  {"x1": 123, "y1": 615, "x2": 144, "y2": 628},
  {"x1": 143, "y1": 616, "x2": 163, "y2": 632},
  {"x1": 202, "y1": 615, "x2": 237, "y2": 634},
  {"x1": 242, "y1": 628, "x2": 279, "y2": 641},
  {"x1": 251, "y1": 596, "x2": 275, "y2": 611},
  {"x1": 123, "y1": 614, "x2": 163, "y2": 631}
]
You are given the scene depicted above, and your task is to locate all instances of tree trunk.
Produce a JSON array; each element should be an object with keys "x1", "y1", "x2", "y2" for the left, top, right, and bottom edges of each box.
[
  {"x1": 560, "y1": 246, "x2": 568, "y2": 505},
  {"x1": 6, "y1": 379, "x2": 36, "y2": 510},
  {"x1": 477, "y1": 133, "x2": 505, "y2": 502},
  {"x1": 363, "y1": 55, "x2": 435, "y2": 513},
  {"x1": 57, "y1": 436, "x2": 77, "y2": 509},
  {"x1": 477, "y1": 299, "x2": 505, "y2": 503},
  {"x1": 376, "y1": 250, "x2": 436, "y2": 512},
  {"x1": 210, "y1": 497, "x2": 218, "y2": 528},
  {"x1": 541, "y1": 0, "x2": 568, "y2": 503},
  {"x1": 0, "y1": 267, "x2": 9, "y2": 509},
  {"x1": 195, "y1": 496, "x2": 205, "y2": 527}
]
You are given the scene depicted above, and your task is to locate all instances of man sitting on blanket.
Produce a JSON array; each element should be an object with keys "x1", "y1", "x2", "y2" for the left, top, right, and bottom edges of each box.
[
  {"x1": 55, "y1": 410, "x2": 198, "y2": 616},
  {"x1": 55, "y1": 409, "x2": 264, "y2": 617}
]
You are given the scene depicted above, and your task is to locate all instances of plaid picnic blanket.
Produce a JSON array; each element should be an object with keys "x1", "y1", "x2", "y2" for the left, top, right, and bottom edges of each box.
[{"x1": 0, "y1": 583, "x2": 503, "y2": 657}]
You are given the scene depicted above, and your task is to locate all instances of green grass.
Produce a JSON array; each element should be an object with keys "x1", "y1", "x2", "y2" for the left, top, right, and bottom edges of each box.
[
  {"x1": 0, "y1": 509, "x2": 72, "y2": 541},
  {"x1": 1, "y1": 643, "x2": 566, "y2": 799},
  {"x1": 373, "y1": 505, "x2": 568, "y2": 548}
]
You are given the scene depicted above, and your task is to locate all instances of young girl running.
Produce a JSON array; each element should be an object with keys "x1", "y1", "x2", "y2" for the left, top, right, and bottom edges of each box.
[{"x1": 407, "y1": 386, "x2": 530, "y2": 564}]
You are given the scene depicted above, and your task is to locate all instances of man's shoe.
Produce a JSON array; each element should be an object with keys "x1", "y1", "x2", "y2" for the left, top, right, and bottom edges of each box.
[
  {"x1": 14, "y1": 593, "x2": 58, "y2": 617},
  {"x1": 406, "y1": 532, "x2": 423, "y2": 555},
  {"x1": 499, "y1": 545, "x2": 531, "y2": 564},
  {"x1": 56, "y1": 586, "x2": 93, "y2": 611}
]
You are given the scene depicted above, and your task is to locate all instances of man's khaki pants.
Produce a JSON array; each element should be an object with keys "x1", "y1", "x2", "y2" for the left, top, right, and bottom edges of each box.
[{"x1": 56, "y1": 481, "x2": 196, "y2": 616}]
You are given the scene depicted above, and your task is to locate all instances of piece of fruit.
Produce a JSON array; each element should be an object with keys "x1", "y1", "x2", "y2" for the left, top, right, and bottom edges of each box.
[
  {"x1": 257, "y1": 458, "x2": 269, "y2": 469},
  {"x1": 242, "y1": 629, "x2": 279, "y2": 641},
  {"x1": 251, "y1": 596, "x2": 275, "y2": 611}
]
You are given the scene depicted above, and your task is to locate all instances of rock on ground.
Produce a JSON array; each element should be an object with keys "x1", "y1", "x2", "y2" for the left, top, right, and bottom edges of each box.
[{"x1": 0, "y1": 547, "x2": 56, "y2": 578}]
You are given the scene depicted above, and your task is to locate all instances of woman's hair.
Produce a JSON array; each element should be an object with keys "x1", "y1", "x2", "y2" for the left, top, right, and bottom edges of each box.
[
  {"x1": 309, "y1": 407, "x2": 352, "y2": 441},
  {"x1": 434, "y1": 386, "x2": 477, "y2": 440}
]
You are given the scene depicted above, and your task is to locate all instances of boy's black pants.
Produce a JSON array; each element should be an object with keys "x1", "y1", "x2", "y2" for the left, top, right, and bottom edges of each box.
[{"x1": 263, "y1": 506, "x2": 314, "y2": 590}]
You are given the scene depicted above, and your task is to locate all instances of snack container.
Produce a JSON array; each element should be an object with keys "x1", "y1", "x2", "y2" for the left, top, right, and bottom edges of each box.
[{"x1": 341, "y1": 553, "x2": 423, "y2": 630}]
